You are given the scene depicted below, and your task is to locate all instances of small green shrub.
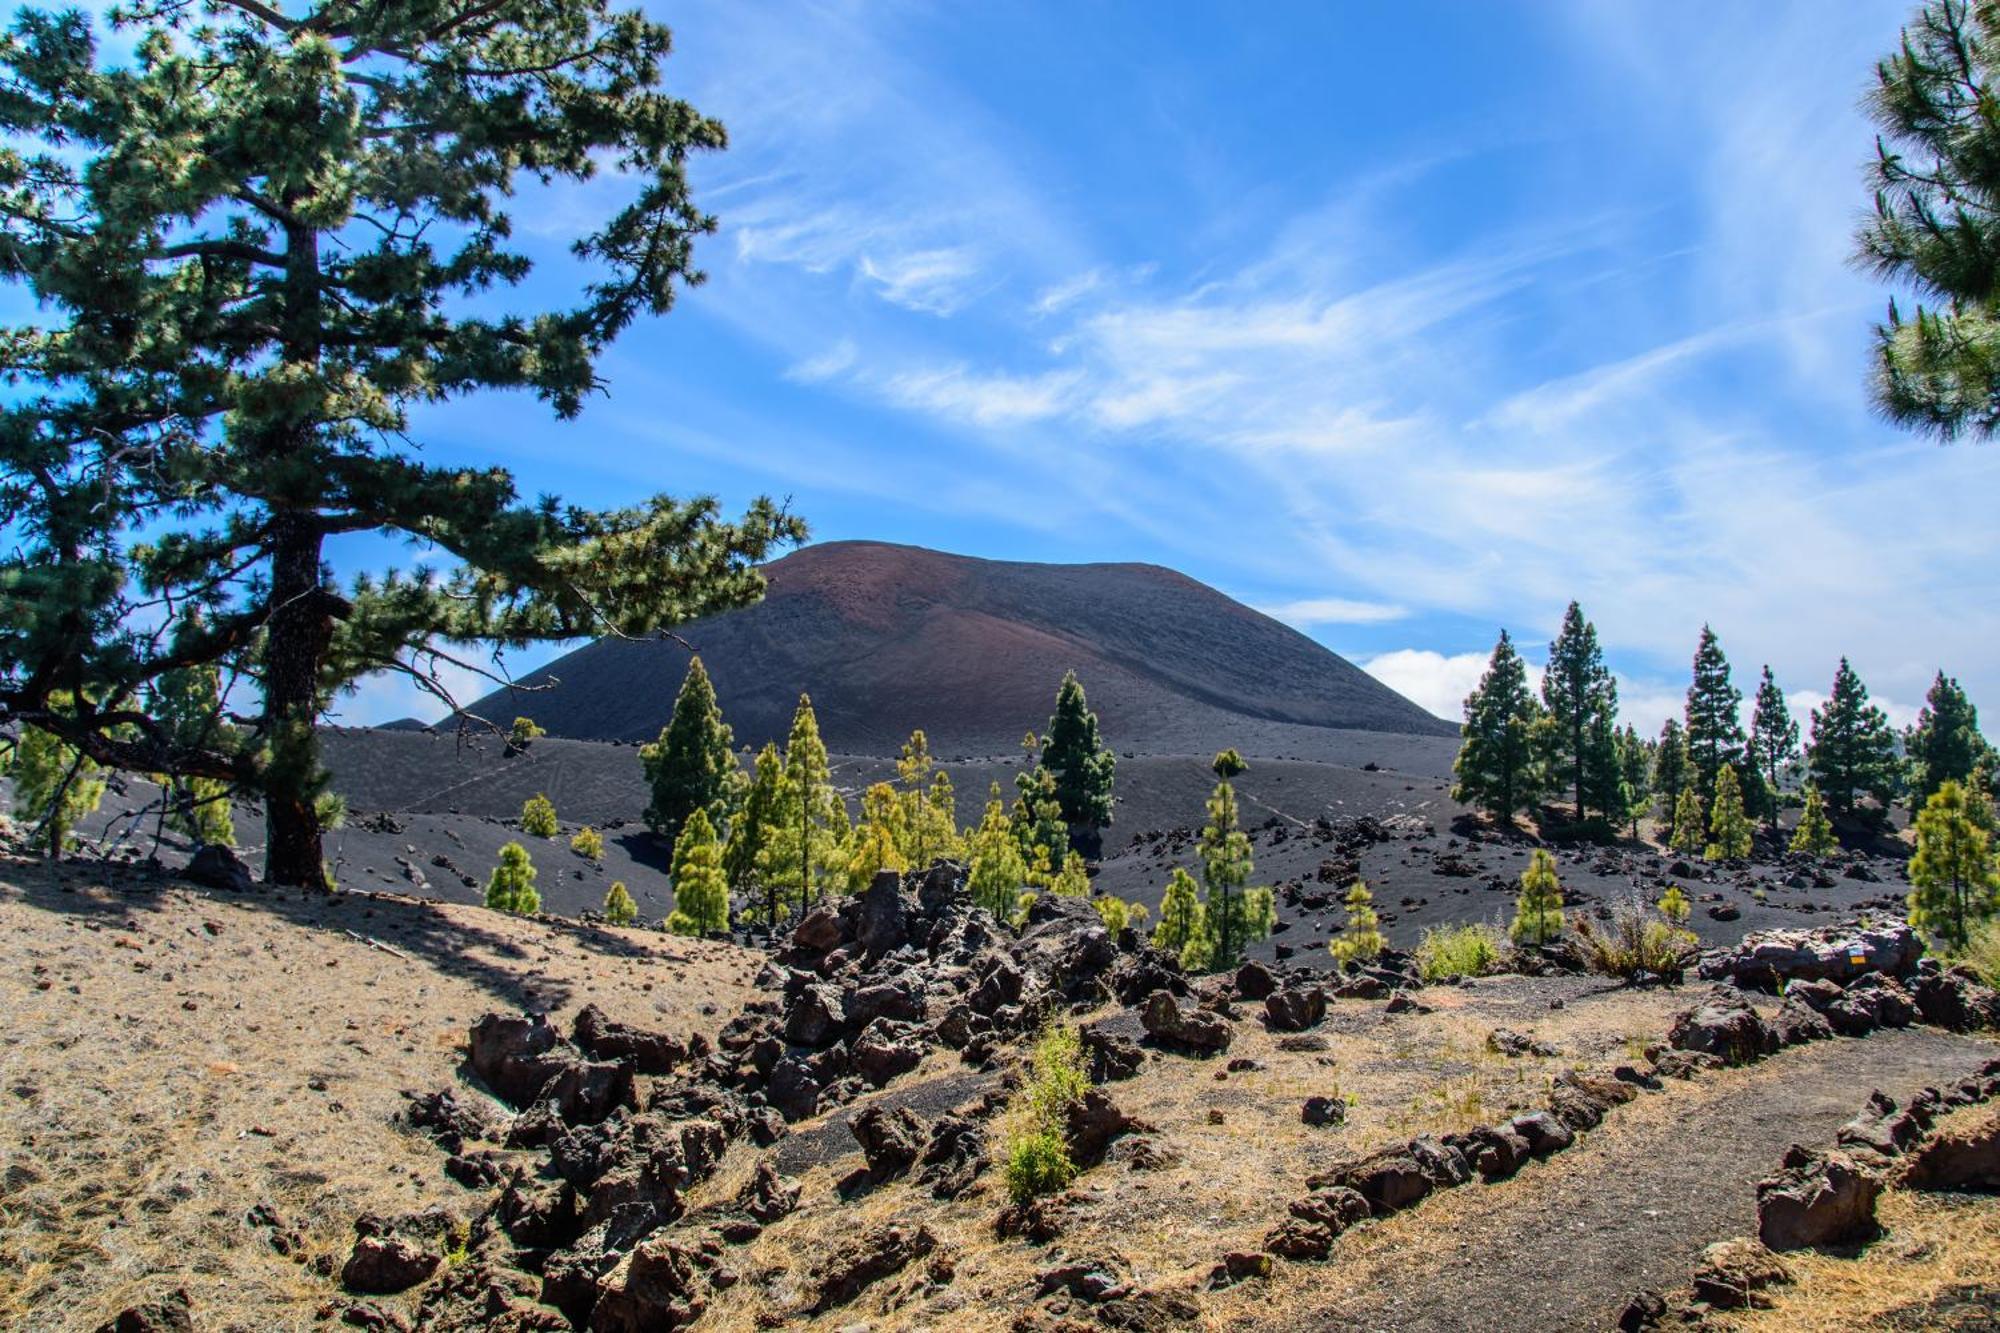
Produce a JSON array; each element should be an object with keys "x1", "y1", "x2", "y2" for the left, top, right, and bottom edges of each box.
[
  {"x1": 1658, "y1": 884, "x2": 1691, "y2": 924},
  {"x1": 509, "y1": 716, "x2": 545, "y2": 749},
  {"x1": 1003, "y1": 1020, "x2": 1087, "y2": 1204},
  {"x1": 603, "y1": 881, "x2": 638, "y2": 926},
  {"x1": 1004, "y1": 1127, "x2": 1075, "y2": 1204},
  {"x1": 1093, "y1": 895, "x2": 1150, "y2": 934},
  {"x1": 520, "y1": 793, "x2": 559, "y2": 838},
  {"x1": 570, "y1": 825, "x2": 605, "y2": 861},
  {"x1": 1415, "y1": 922, "x2": 1505, "y2": 981}
]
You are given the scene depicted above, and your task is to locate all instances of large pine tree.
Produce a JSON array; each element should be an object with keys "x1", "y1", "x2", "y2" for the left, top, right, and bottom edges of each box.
[
  {"x1": 1039, "y1": 671, "x2": 1116, "y2": 830},
  {"x1": 0, "y1": 3, "x2": 803, "y2": 885},
  {"x1": 1539, "y1": 602, "x2": 1618, "y2": 826},
  {"x1": 768, "y1": 694, "x2": 845, "y2": 912},
  {"x1": 1684, "y1": 626, "x2": 1745, "y2": 806},
  {"x1": 641, "y1": 656, "x2": 739, "y2": 853},
  {"x1": 1747, "y1": 665, "x2": 1801, "y2": 833},
  {"x1": 1857, "y1": 0, "x2": 2000, "y2": 437},
  {"x1": 1807, "y1": 659, "x2": 1901, "y2": 820},
  {"x1": 1907, "y1": 781, "x2": 1998, "y2": 950},
  {"x1": 1652, "y1": 718, "x2": 1690, "y2": 834},
  {"x1": 1452, "y1": 630, "x2": 1542, "y2": 824},
  {"x1": 1199, "y1": 780, "x2": 1255, "y2": 969},
  {"x1": 1906, "y1": 672, "x2": 1991, "y2": 810}
]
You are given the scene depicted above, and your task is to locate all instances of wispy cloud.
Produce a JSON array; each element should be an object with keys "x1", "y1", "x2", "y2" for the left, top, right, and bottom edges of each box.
[{"x1": 1262, "y1": 596, "x2": 1409, "y2": 627}]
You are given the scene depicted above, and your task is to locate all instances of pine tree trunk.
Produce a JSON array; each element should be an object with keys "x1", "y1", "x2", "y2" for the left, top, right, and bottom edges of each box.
[{"x1": 262, "y1": 512, "x2": 334, "y2": 887}]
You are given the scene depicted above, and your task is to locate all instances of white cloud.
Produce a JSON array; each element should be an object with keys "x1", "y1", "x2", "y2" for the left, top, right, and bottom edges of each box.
[
  {"x1": 858, "y1": 247, "x2": 982, "y2": 315},
  {"x1": 1033, "y1": 268, "x2": 1104, "y2": 316},
  {"x1": 1259, "y1": 596, "x2": 1409, "y2": 627},
  {"x1": 785, "y1": 338, "x2": 860, "y2": 384},
  {"x1": 1364, "y1": 649, "x2": 1544, "y2": 722},
  {"x1": 878, "y1": 365, "x2": 1081, "y2": 426}
]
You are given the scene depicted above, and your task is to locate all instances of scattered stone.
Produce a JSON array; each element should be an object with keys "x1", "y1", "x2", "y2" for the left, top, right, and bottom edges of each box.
[
  {"x1": 1301, "y1": 1096, "x2": 1346, "y2": 1127},
  {"x1": 1234, "y1": 960, "x2": 1278, "y2": 1001},
  {"x1": 1264, "y1": 986, "x2": 1327, "y2": 1032},
  {"x1": 184, "y1": 844, "x2": 255, "y2": 893},
  {"x1": 1318, "y1": 1147, "x2": 1431, "y2": 1214},
  {"x1": 1486, "y1": 1028, "x2": 1558, "y2": 1058},
  {"x1": 1384, "y1": 990, "x2": 1433, "y2": 1015},
  {"x1": 1616, "y1": 1288, "x2": 1668, "y2": 1331},
  {"x1": 589, "y1": 1235, "x2": 706, "y2": 1331},
  {"x1": 1836, "y1": 1090, "x2": 1926, "y2": 1159},
  {"x1": 467, "y1": 1012, "x2": 568, "y2": 1107},
  {"x1": 1207, "y1": 1250, "x2": 1271, "y2": 1289},
  {"x1": 1507, "y1": 1111, "x2": 1574, "y2": 1157},
  {"x1": 93, "y1": 1289, "x2": 194, "y2": 1333},
  {"x1": 573, "y1": 1004, "x2": 688, "y2": 1075},
  {"x1": 1066, "y1": 1088, "x2": 1147, "y2": 1166},
  {"x1": 1140, "y1": 989, "x2": 1232, "y2": 1055},
  {"x1": 1081, "y1": 1023, "x2": 1144, "y2": 1083},
  {"x1": 1038, "y1": 1253, "x2": 1132, "y2": 1303},
  {"x1": 850, "y1": 1104, "x2": 927, "y2": 1182},
  {"x1": 1276, "y1": 1033, "x2": 1331, "y2": 1054},
  {"x1": 1690, "y1": 1237, "x2": 1791, "y2": 1310},
  {"x1": 342, "y1": 1233, "x2": 440, "y2": 1296},
  {"x1": 808, "y1": 1224, "x2": 937, "y2": 1313}
]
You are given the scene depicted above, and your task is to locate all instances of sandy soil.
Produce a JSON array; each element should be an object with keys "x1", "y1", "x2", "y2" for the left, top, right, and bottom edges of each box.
[{"x1": 0, "y1": 856, "x2": 763, "y2": 1333}]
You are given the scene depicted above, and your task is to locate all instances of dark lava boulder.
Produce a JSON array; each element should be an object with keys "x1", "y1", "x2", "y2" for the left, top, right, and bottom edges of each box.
[
  {"x1": 1140, "y1": 989, "x2": 1232, "y2": 1055},
  {"x1": 1756, "y1": 1147, "x2": 1882, "y2": 1250},
  {"x1": 468, "y1": 1012, "x2": 570, "y2": 1107},
  {"x1": 1667, "y1": 987, "x2": 1777, "y2": 1067}
]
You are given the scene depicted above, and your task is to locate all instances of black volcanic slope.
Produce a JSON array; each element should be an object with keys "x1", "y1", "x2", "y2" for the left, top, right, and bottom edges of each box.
[{"x1": 462, "y1": 541, "x2": 1453, "y2": 757}]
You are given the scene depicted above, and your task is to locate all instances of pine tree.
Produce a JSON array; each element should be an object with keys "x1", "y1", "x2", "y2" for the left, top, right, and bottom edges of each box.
[
  {"x1": 1684, "y1": 626, "x2": 1745, "y2": 805},
  {"x1": 1747, "y1": 665, "x2": 1801, "y2": 833},
  {"x1": 1669, "y1": 785, "x2": 1707, "y2": 856},
  {"x1": 1540, "y1": 604, "x2": 1618, "y2": 826},
  {"x1": 521, "y1": 793, "x2": 559, "y2": 839},
  {"x1": 844, "y1": 782, "x2": 909, "y2": 891},
  {"x1": 486, "y1": 842, "x2": 540, "y2": 916},
  {"x1": 726, "y1": 743, "x2": 785, "y2": 932},
  {"x1": 1652, "y1": 718, "x2": 1691, "y2": 834},
  {"x1": 968, "y1": 784, "x2": 1028, "y2": 919},
  {"x1": 1704, "y1": 765, "x2": 1754, "y2": 861},
  {"x1": 1153, "y1": 867, "x2": 1215, "y2": 972},
  {"x1": 1199, "y1": 780, "x2": 1256, "y2": 968},
  {"x1": 1039, "y1": 672, "x2": 1116, "y2": 829},
  {"x1": 767, "y1": 694, "x2": 843, "y2": 913},
  {"x1": 667, "y1": 808, "x2": 730, "y2": 936},
  {"x1": 149, "y1": 652, "x2": 237, "y2": 848},
  {"x1": 1511, "y1": 848, "x2": 1564, "y2": 946},
  {"x1": 641, "y1": 656, "x2": 740, "y2": 853},
  {"x1": 1330, "y1": 881, "x2": 1386, "y2": 965},
  {"x1": 1011, "y1": 763, "x2": 1069, "y2": 871},
  {"x1": 0, "y1": 4, "x2": 804, "y2": 886},
  {"x1": 1049, "y1": 853, "x2": 1091, "y2": 898},
  {"x1": 1907, "y1": 672, "x2": 1991, "y2": 811},
  {"x1": 1791, "y1": 784, "x2": 1837, "y2": 856},
  {"x1": 1858, "y1": 0, "x2": 2000, "y2": 437},
  {"x1": 895, "y1": 730, "x2": 960, "y2": 868},
  {"x1": 1617, "y1": 725, "x2": 1654, "y2": 839},
  {"x1": 11, "y1": 712, "x2": 107, "y2": 855},
  {"x1": 1807, "y1": 659, "x2": 1901, "y2": 820},
  {"x1": 603, "y1": 881, "x2": 639, "y2": 927},
  {"x1": 1580, "y1": 712, "x2": 1633, "y2": 836},
  {"x1": 1452, "y1": 630, "x2": 1543, "y2": 824},
  {"x1": 1907, "y1": 781, "x2": 1999, "y2": 950},
  {"x1": 570, "y1": 826, "x2": 605, "y2": 862},
  {"x1": 1212, "y1": 749, "x2": 1248, "y2": 780}
]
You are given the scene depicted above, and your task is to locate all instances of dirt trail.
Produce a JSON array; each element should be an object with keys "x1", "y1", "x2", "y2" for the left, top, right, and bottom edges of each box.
[{"x1": 1236, "y1": 1026, "x2": 1999, "y2": 1333}]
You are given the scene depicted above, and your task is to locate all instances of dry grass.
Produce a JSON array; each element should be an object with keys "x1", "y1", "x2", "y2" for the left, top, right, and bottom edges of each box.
[
  {"x1": 1717, "y1": 1187, "x2": 2000, "y2": 1331},
  {"x1": 0, "y1": 855, "x2": 762, "y2": 1332}
]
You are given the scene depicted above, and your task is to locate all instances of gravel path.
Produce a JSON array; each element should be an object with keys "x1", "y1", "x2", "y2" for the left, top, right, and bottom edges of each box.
[{"x1": 1251, "y1": 1026, "x2": 2000, "y2": 1333}]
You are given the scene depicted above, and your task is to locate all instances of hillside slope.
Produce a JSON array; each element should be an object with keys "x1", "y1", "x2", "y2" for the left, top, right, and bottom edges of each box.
[{"x1": 462, "y1": 541, "x2": 1453, "y2": 756}]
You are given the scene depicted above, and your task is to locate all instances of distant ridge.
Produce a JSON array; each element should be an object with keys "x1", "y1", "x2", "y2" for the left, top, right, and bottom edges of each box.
[{"x1": 461, "y1": 541, "x2": 1455, "y2": 756}]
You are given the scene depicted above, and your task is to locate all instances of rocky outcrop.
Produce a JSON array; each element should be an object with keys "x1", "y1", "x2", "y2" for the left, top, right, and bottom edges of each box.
[
  {"x1": 1900, "y1": 1110, "x2": 2000, "y2": 1190},
  {"x1": 1666, "y1": 987, "x2": 1777, "y2": 1066},
  {"x1": 807, "y1": 1223, "x2": 938, "y2": 1314},
  {"x1": 1756, "y1": 1147, "x2": 1883, "y2": 1250},
  {"x1": 1696, "y1": 920, "x2": 1922, "y2": 990}
]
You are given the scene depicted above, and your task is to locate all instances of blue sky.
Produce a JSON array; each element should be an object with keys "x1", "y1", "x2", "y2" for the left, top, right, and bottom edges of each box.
[{"x1": 45, "y1": 1, "x2": 2000, "y2": 737}]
